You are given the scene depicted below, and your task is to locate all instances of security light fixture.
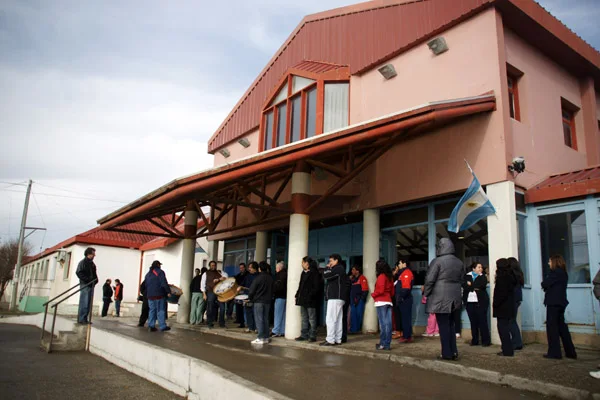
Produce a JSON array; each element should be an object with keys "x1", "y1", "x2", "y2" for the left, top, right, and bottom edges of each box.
[
  {"x1": 219, "y1": 149, "x2": 231, "y2": 158},
  {"x1": 238, "y1": 138, "x2": 251, "y2": 148},
  {"x1": 508, "y1": 156, "x2": 525, "y2": 175},
  {"x1": 378, "y1": 64, "x2": 397, "y2": 80},
  {"x1": 427, "y1": 37, "x2": 449, "y2": 55}
]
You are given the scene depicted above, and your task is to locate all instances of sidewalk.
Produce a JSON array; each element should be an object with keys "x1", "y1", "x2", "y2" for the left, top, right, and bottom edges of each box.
[{"x1": 99, "y1": 316, "x2": 600, "y2": 399}]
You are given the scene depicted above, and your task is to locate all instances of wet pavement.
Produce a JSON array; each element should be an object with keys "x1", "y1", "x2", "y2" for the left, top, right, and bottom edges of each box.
[
  {"x1": 0, "y1": 324, "x2": 181, "y2": 400},
  {"x1": 93, "y1": 318, "x2": 560, "y2": 400}
]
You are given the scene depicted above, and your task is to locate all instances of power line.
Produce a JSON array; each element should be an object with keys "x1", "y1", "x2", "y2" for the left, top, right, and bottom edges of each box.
[
  {"x1": 0, "y1": 188, "x2": 128, "y2": 204},
  {"x1": 34, "y1": 181, "x2": 120, "y2": 199}
]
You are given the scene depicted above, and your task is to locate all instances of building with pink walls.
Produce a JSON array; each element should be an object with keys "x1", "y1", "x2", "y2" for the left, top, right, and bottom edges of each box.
[{"x1": 99, "y1": 0, "x2": 600, "y2": 346}]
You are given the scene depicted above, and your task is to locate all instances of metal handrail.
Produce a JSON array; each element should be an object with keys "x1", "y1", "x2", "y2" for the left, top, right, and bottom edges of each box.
[{"x1": 41, "y1": 279, "x2": 97, "y2": 353}]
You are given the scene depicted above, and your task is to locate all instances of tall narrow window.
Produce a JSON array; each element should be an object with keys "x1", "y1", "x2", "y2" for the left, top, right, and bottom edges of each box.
[
  {"x1": 324, "y1": 83, "x2": 349, "y2": 132},
  {"x1": 507, "y1": 76, "x2": 520, "y2": 121},
  {"x1": 561, "y1": 98, "x2": 578, "y2": 150},
  {"x1": 276, "y1": 103, "x2": 287, "y2": 147},
  {"x1": 306, "y1": 87, "x2": 317, "y2": 138},
  {"x1": 290, "y1": 96, "x2": 301, "y2": 143},
  {"x1": 264, "y1": 111, "x2": 274, "y2": 150}
]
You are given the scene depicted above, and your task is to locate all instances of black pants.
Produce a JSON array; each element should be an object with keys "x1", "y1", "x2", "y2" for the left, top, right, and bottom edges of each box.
[
  {"x1": 398, "y1": 297, "x2": 413, "y2": 339},
  {"x1": 341, "y1": 301, "x2": 349, "y2": 343},
  {"x1": 466, "y1": 302, "x2": 490, "y2": 345},
  {"x1": 226, "y1": 300, "x2": 234, "y2": 319},
  {"x1": 394, "y1": 301, "x2": 402, "y2": 332},
  {"x1": 101, "y1": 299, "x2": 111, "y2": 317},
  {"x1": 497, "y1": 318, "x2": 514, "y2": 356},
  {"x1": 436, "y1": 313, "x2": 457, "y2": 358},
  {"x1": 138, "y1": 298, "x2": 149, "y2": 326},
  {"x1": 546, "y1": 306, "x2": 577, "y2": 358},
  {"x1": 235, "y1": 303, "x2": 245, "y2": 325},
  {"x1": 452, "y1": 306, "x2": 462, "y2": 335}
]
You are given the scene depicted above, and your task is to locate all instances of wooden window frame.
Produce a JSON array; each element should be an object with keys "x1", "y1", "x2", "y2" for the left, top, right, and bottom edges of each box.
[
  {"x1": 561, "y1": 97, "x2": 579, "y2": 151},
  {"x1": 258, "y1": 68, "x2": 350, "y2": 151}
]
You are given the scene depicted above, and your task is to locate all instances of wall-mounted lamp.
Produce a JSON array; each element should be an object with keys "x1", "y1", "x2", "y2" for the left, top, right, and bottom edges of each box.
[
  {"x1": 377, "y1": 64, "x2": 397, "y2": 80},
  {"x1": 508, "y1": 156, "x2": 525, "y2": 176},
  {"x1": 427, "y1": 37, "x2": 449, "y2": 55},
  {"x1": 238, "y1": 138, "x2": 250, "y2": 148},
  {"x1": 219, "y1": 149, "x2": 231, "y2": 158}
]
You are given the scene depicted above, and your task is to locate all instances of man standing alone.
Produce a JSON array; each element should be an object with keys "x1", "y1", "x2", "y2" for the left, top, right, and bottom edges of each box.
[
  {"x1": 76, "y1": 247, "x2": 98, "y2": 324},
  {"x1": 271, "y1": 261, "x2": 287, "y2": 337},
  {"x1": 321, "y1": 254, "x2": 349, "y2": 346},
  {"x1": 145, "y1": 260, "x2": 171, "y2": 332},
  {"x1": 101, "y1": 279, "x2": 113, "y2": 317},
  {"x1": 189, "y1": 268, "x2": 204, "y2": 324},
  {"x1": 114, "y1": 279, "x2": 123, "y2": 317}
]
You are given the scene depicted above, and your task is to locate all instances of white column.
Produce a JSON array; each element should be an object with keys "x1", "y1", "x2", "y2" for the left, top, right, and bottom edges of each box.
[
  {"x1": 486, "y1": 180, "x2": 518, "y2": 344},
  {"x1": 285, "y1": 165, "x2": 311, "y2": 340},
  {"x1": 363, "y1": 208, "x2": 380, "y2": 333},
  {"x1": 255, "y1": 231, "x2": 268, "y2": 262},
  {"x1": 207, "y1": 240, "x2": 219, "y2": 263},
  {"x1": 177, "y1": 206, "x2": 198, "y2": 324},
  {"x1": 49, "y1": 257, "x2": 57, "y2": 281}
]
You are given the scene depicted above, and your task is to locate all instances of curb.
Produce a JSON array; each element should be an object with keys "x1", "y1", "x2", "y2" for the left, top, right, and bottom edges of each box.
[{"x1": 174, "y1": 323, "x2": 596, "y2": 400}]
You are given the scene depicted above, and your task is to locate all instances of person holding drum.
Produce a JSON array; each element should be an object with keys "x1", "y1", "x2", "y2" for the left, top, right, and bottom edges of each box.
[
  {"x1": 201, "y1": 260, "x2": 227, "y2": 328},
  {"x1": 237, "y1": 261, "x2": 259, "y2": 333}
]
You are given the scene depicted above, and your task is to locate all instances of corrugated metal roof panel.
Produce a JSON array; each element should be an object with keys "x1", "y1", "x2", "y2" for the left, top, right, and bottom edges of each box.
[
  {"x1": 208, "y1": 0, "x2": 493, "y2": 152},
  {"x1": 525, "y1": 166, "x2": 600, "y2": 204}
]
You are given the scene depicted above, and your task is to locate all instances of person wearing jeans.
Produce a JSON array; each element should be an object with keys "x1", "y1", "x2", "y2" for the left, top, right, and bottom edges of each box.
[
  {"x1": 321, "y1": 254, "x2": 349, "y2": 346},
  {"x1": 75, "y1": 247, "x2": 98, "y2": 324},
  {"x1": 248, "y1": 262, "x2": 273, "y2": 344},
  {"x1": 272, "y1": 262, "x2": 287, "y2": 337},
  {"x1": 372, "y1": 260, "x2": 394, "y2": 350},
  {"x1": 295, "y1": 256, "x2": 321, "y2": 342},
  {"x1": 189, "y1": 268, "x2": 204, "y2": 325},
  {"x1": 349, "y1": 265, "x2": 368, "y2": 334},
  {"x1": 114, "y1": 279, "x2": 123, "y2": 317},
  {"x1": 144, "y1": 260, "x2": 171, "y2": 332}
]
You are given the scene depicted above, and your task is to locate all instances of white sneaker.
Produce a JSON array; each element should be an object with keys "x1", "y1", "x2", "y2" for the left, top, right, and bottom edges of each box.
[
  {"x1": 590, "y1": 371, "x2": 600, "y2": 379},
  {"x1": 251, "y1": 338, "x2": 264, "y2": 345},
  {"x1": 434, "y1": 333, "x2": 440, "y2": 337},
  {"x1": 422, "y1": 333, "x2": 433, "y2": 337},
  {"x1": 262, "y1": 338, "x2": 271, "y2": 344},
  {"x1": 456, "y1": 333, "x2": 461, "y2": 338}
]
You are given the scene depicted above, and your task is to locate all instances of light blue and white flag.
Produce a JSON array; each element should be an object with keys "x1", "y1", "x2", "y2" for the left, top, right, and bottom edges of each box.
[{"x1": 448, "y1": 162, "x2": 496, "y2": 233}]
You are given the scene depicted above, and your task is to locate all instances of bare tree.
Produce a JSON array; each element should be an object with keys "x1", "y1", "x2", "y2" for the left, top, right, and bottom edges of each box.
[{"x1": 0, "y1": 239, "x2": 33, "y2": 301}]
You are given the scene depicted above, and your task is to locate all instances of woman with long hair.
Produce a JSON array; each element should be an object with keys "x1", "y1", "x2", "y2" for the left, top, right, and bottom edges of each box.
[
  {"x1": 542, "y1": 255, "x2": 577, "y2": 359},
  {"x1": 507, "y1": 257, "x2": 524, "y2": 350},
  {"x1": 463, "y1": 262, "x2": 490, "y2": 347},
  {"x1": 493, "y1": 258, "x2": 517, "y2": 356},
  {"x1": 371, "y1": 260, "x2": 394, "y2": 350}
]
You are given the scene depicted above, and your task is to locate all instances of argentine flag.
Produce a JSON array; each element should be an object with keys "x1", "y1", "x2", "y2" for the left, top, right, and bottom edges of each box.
[{"x1": 448, "y1": 166, "x2": 496, "y2": 233}]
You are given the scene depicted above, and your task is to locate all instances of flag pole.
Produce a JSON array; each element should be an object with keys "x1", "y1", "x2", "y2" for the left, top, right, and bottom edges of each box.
[{"x1": 463, "y1": 159, "x2": 474, "y2": 175}]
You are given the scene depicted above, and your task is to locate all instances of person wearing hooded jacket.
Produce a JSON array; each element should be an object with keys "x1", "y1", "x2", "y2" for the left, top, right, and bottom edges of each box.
[
  {"x1": 101, "y1": 279, "x2": 113, "y2": 317},
  {"x1": 321, "y1": 253, "x2": 350, "y2": 346},
  {"x1": 423, "y1": 238, "x2": 463, "y2": 360},
  {"x1": 493, "y1": 258, "x2": 517, "y2": 356}
]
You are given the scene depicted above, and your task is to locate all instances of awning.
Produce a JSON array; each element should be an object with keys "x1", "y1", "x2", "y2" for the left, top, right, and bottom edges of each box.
[
  {"x1": 98, "y1": 93, "x2": 496, "y2": 239},
  {"x1": 525, "y1": 166, "x2": 600, "y2": 204}
]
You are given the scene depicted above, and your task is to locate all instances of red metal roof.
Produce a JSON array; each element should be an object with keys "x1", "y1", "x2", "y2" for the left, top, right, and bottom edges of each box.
[
  {"x1": 99, "y1": 94, "x2": 496, "y2": 230},
  {"x1": 22, "y1": 221, "x2": 165, "y2": 265},
  {"x1": 292, "y1": 60, "x2": 346, "y2": 74},
  {"x1": 207, "y1": 0, "x2": 600, "y2": 153},
  {"x1": 525, "y1": 166, "x2": 600, "y2": 204}
]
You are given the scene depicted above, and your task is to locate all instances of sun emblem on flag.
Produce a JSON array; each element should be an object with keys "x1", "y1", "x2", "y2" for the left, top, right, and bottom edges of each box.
[{"x1": 466, "y1": 201, "x2": 478, "y2": 208}]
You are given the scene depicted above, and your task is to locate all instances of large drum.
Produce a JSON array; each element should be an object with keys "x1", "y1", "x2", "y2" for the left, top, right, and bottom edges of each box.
[
  {"x1": 167, "y1": 284, "x2": 183, "y2": 304},
  {"x1": 213, "y1": 277, "x2": 239, "y2": 302}
]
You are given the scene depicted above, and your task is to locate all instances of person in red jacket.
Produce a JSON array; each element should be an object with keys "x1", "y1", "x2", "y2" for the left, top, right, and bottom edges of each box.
[
  {"x1": 372, "y1": 260, "x2": 394, "y2": 350},
  {"x1": 395, "y1": 259, "x2": 414, "y2": 343}
]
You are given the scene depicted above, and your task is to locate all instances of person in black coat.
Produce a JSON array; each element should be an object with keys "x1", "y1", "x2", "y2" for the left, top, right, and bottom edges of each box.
[
  {"x1": 542, "y1": 255, "x2": 577, "y2": 360},
  {"x1": 295, "y1": 257, "x2": 321, "y2": 342},
  {"x1": 462, "y1": 263, "x2": 490, "y2": 346},
  {"x1": 248, "y1": 262, "x2": 274, "y2": 344},
  {"x1": 137, "y1": 279, "x2": 149, "y2": 327},
  {"x1": 493, "y1": 258, "x2": 516, "y2": 356},
  {"x1": 508, "y1": 257, "x2": 524, "y2": 350},
  {"x1": 101, "y1": 279, "x2": 113, "y2": 317}
]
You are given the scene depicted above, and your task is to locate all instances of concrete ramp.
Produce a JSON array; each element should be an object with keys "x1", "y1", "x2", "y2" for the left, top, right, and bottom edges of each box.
[
  {"x1": 0, "y1": 313, "x2": 87, "y2": 351},
  {"x1": 89, "y1": 327, "x2": 292, "y2": 400}
]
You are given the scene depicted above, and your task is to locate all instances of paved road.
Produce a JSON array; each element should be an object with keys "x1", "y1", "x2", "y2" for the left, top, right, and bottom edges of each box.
[
  {"x1": 0, "y1": 324, "x2": 181, "y2": 400},
  {"x1": 95, "y1": 319, "x2": 557, "y2": 400}
]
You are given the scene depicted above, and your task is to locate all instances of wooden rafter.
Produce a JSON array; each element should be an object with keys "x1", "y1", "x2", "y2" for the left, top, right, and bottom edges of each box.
[
  {"x1": 158, "y1": 216, "x2": 183, "y2": 236},
  {"x1": 148, "y1": 218, "x2": 184, "y2": 238},
  {"x1": 305, "y1": 159, "x2": 347, "y2": 177}
]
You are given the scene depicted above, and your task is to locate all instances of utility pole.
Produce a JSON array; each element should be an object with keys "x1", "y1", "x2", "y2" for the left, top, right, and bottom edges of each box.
[{"x1": 9, "y1": 179, "x2": 32, "y2": 311}]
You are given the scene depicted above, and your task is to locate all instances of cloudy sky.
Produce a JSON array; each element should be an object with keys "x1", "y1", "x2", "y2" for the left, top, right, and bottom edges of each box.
[{"x1": 1, "y1": 0, "x2": 599, "y2": 255}]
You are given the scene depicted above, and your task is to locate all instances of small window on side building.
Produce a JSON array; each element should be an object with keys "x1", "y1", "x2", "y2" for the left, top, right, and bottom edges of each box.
[{"x1": 506, "y1": 64, "x2": 523, "y2": 121}]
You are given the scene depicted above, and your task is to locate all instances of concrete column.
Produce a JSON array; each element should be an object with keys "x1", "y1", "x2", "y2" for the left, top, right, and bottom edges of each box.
[
  {"x1": 49, "y1": 257, "x2": 57, "y2": 281},
  {"x1": 207, "y1": 240, "x2": 219, "y2": 263},
  {"x1": 255, "y1": 231, "x2": 268, "y2": 262},
  {"x1": 580, "y1": 77, "x2": 600, "y2": 165},
  {"x1": 285, "y1": 162, "x2": 311, "y2": 340},
  {"x1": 362, "y1": 209, "x2": 380, "y2": 333},
  {"x1": 177, "y1": 201, "x2": 198, "y2": 324},
  {"x1": 486, "y1": 181, "x2": 518, "y2": 344}
]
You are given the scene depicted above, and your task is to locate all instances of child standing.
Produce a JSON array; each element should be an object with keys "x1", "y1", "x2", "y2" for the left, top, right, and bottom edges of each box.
[{"x1": 421, "y1": 286, "x2": 439, "y2": 337}]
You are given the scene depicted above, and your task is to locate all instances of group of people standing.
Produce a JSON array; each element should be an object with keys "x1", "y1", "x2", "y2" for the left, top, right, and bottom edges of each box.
[{"x1": 101, "y1": 278, "x2": 123, "y2": 317}]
